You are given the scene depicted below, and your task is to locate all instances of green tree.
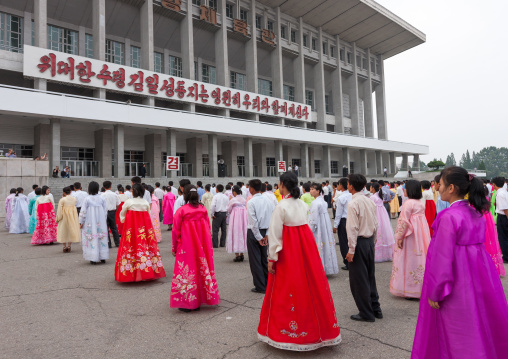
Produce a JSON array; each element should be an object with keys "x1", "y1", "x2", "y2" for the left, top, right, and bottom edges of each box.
[
  {"x1": 419, "y1": 161, "x2": 429, "y2": 171},
  {"x1": 427, "y1": 160, "x2": 445, "y2": 170},
  {"x1": 478, "y1": 160, "x2": 486, "y2": 171}
]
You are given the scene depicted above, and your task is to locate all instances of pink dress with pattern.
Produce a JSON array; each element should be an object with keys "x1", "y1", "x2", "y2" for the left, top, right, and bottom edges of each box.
[
  {"x1": 390, "y1": 199, "x2": 431, "y2": 298},
  {"x1": 226, "y1": 195, "x2": 249, "y2": 254},
  {"x1": 162, "y1": 192, "x2": 176, "y2": 225},
  {"x1": 484, "y1": 210, "x2": 505, "y2": 276},
  {"x1": 370, "y1": 192, "x2": 395, "y2": 262},
  {"x1": 31, "y1": 201, "x2": 58, "y2": 245},
  {"x1": 150, "y1": 194, "x2": 162, "y2": 243}
]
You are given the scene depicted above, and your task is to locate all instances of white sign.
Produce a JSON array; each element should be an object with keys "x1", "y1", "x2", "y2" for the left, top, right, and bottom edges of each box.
[
  {"x1": 166, "y1": 156, "x2": 180, "y2": 171},
  {"x1": 277, "y1": 161, "x2": 286, "y2": 172},
  {"x1": 23, "y1": 45, "x2": 311, "y2": 121}
]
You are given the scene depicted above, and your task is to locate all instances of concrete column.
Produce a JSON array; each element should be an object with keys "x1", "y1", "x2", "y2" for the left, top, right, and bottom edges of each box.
[
  {"x1": 244, "y1": 137, "x2": 253, "y2": 178},
  {"x1": 253, "y1": 143, "x2": 266, "y2": 177},
  {"x1": 95, "y1": 129, "x2": 113, "y2": 178},
  {"x1": 389, "y1": 152, "x2": 396, "y2": 174},
  {"x1": 332, "y1": 35, "x2": 344, "y2": 133},
  {"x1": 376, "y1": 56, "x2": 388, "y2": 140},
  {"x1": 342, "y1": 147, "x2": 350, "y2": 175},
  {"x1": 208, "y1": 134, "x2": 218, "y2": 178},
  {"x1": 145, "y1": 134, "x2": 162, "y2": 178},
  {"x1": 308, "y1": 147, "x2": 315, "y2": 177},
  {"x1": 314, "y1": 27, "x2": 326, "y2": 131},
  {"x1": 283, "y1": 145, "x2": 290, "y2": 168},
  {"x1": 163, "y1": 49, "x2": 170, "y2": 74},
  {"x1": 246, "y1": 0, "x2": 258, "y2": 94},
  {"x1": 34, "y1": 124, "x2": 50, "y2": 161},
  {"x1": 93, "y1": 0, "x2": 106, "y2": 99},
  {"x1": 271, "y1": 7, "x2": 283, "y2": 98},
  {"x1": 34, "y1": 0, "x2": 47, "y2": 91},
  {"x1": 300, "y1": 143, "x2": 309, "y2": 178},
  {"x1": 186, "y1": 137, "x2": 203, "y2": 178},
  {"x1": 363, "y1": 48, "x2": 374, "y2": 138},
  {"x1": 293, "y1": 17, "x2": 305, "y2": 103},
  {"x1": 222, "y1": 141, "x2": 238, "y2": 177},
  {"x1": 78, "y1": 26, "x2": 86, "y2": 56},
  {"x1": 359, "y1": 149, "x2": 368, "y2": 175},
  {"x1": 141, "y1": 0, "x2": 155, "y2": 107},
  {"x1": 375, "y1": 150, "x2": 383, "y2": 176},
  {"x1": 322, "y1": 145, "x2": 331, "y2": 178},
  {"x1": 181, "y1": 0, "x2": 195, "y2": 112},
  {"x1": 166, "y1": 129, "x2": 177, "y2": 178},
  {"x1": 413, "y1": 154, "x2": 420, "y2": 171},
  {"x1": 348, "y1": 42, "x2": 360, "y2": 136},
  {"x1": 113, "y1": 125, "x2": 125, "y2": 178},
  {"x1": 401, "y1": 154, "x2": 408, "y2": 171},
  {"x1": 49, "y1": 119, "x2": 60, "y2": 175},
  {"x1": 216, "y1": 0, "x2": 229, "y2": 87},
  {"x1": 274, "y1": 140, "x2": 283, "y2": 167},
  {"x1": 23, "y1": 12, "x2": 32, "y2": 46}
]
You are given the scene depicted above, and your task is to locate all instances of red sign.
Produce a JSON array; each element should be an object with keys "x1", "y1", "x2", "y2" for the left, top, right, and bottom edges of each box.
[
  {"x1": 278, "y1": 161, "x2": 286, "y2": 172},
  {"x1": 167, "y1": 156, "x2": 180, "y2": 171}
]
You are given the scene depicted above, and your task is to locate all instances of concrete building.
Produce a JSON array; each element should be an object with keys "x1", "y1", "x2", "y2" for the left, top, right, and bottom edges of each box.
[{"x1": 0, "y1": 0, "x2": 428, "y2": 180}]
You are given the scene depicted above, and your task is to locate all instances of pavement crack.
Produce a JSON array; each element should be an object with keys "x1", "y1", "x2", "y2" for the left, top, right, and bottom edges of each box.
[
  {"x1": 219, "y1": 341, "x2": 261, "y2": 359},
  {"x1": 341, "y1": 326, "x2": 411, "y2": 353}
]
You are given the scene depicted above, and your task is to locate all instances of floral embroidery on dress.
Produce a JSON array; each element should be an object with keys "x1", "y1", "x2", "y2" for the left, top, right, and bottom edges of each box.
[
  {"x1": 280, "y1": 321, "x2": 308, "y2": 338},
  {"x1": 409, "y1": 265, "x2": 425, "y2": 284},
  {"x1": 391, "y1": 266, "x2": 399, "y2": 280},
  {"x1": 199, "y1": 257, "x2": 218, "y2": 300},
  {"x1": 171, "y1": 261, "x2": 198, "y2": 302}
]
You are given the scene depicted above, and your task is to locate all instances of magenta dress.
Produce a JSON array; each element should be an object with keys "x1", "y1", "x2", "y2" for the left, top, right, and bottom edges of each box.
[
  {"x1": 370, "y1": 193, "x2": 395, "y2": 262},
  {"x1": 390, "y1": 199, "x2": 431, "y2": 298},
  {"x1": 4, "y1": 193, "x2": 15, "y2": 229},
  {"x1": 226, "y1": 195, "x2": 248, "y2": 254},
  {"x1": 483, "y1": 210, "x2": 505, "y2": 276},
  {"x1": 412, "y1": 201, "x2": 508, "y2": 358},
  {"x1": 171, "y1": 204, "x2": 220, "y2": 310},
  {"x1": 162, "y1": 192, "x2": 176, "y2": 225}
]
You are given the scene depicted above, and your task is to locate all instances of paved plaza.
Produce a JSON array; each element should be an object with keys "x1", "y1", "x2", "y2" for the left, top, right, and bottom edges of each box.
[{"x1": 1, "y1": 216, "x2": 507, "y2": 359}]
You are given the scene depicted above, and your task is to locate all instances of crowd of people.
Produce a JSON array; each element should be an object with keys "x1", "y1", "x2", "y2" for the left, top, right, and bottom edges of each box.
[{"x1": 3, "y1": 167, "x2": 508, "y2": 356}]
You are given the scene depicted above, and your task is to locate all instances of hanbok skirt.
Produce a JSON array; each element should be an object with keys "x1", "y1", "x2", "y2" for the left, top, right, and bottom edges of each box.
[
  {"x1": 115, "y1": 202, "x2": 124, "y2": 237},
  {"x1": 115, "y1": 211, "x2": 166, "y2": 282},
  {"x1": 484, "y1": 211, "x2": 505, "y2": 276},
  {"x1": 375, "y1": 206, "x2": 395, "y2": 262},
  {"x1": 258, "y1": 224, "x2": 341, "y2": 351},
  {"x1": 150, "y1": 208, "x2": 162, "y2": 243},
  {"x1": 9, "y1": 202, "x2": 29, "y2": 234},
  {"x1": 28, "y1": 213, "x2": 37, "y2": 234},
  {"x1": 226, "y1": 207, "x2": 248, "y2": 253},
  {"x1": 424, "y1": 200, "x2": 436, "y2": 236},
  {"x1": 31, "y1": 203, "x2": 57, "y2": 245}
]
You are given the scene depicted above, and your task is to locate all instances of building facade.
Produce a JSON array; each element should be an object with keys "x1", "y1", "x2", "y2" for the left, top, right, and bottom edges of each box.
[{"x1": 0, "y1": 0, "x2": 428, "y2": 179}]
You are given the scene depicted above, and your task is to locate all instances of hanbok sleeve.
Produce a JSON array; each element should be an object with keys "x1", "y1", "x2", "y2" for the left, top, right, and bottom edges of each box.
[
  {"x1": 28, "y1": 199, "x2": 35, "y2": 216},
  {"x1": 394, "y1": 202, "x2": 414, "y2": 242},
  {"x1": 227, "y1": 198, "x2": 235, "y2": 215},
  {"x1": 50, "y1": 197, "x2": 55, "y2": 209},
  {"x1": 267, "y1": 204, "x2": 284, "y2": 262},
  {"x1": 172, "y1": 208, "x2": 183, "y2": 253},
  {"x1": 120, "y1": 200, "x2": 130, "y2": 223},
  {"x1": 308, "y1": 201, "x2": 319, "y2": 231},
  {"x1": 79, "y1": 198, "x2": 88, "y2": 225},
  {"x1": 56, "y1": 199, "x2": 64, "y2": 223}
]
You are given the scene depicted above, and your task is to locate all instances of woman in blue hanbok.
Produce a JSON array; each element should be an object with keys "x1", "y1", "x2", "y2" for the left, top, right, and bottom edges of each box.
[{"x1": 28, "y1": 188, "x2": 42, "y2": 234}]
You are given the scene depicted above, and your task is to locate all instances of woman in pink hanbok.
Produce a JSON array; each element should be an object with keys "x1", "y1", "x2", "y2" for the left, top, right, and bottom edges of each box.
[
  {"x1": 4, "y1": 188, "x2": 16, "y2": 230},
  {"x1": 483, "y1": 193, "x2": 505, "y2": 276},
  {"x1": 226, "y1": 186, "x2": 248, "y2": 262},
  {"x1": 171, "y1": 185, "x2": 220, "y2": 312},
  {"x1": 390, "y1": 180, "x2": 431, "y2": 299},
  {"x1": 162, "y1": 190, "x2": 176, "y2": 231},
  {"x1": 370, "y1": 183, "x2": 395, "y2": 262},
  {"x1": 148, "y1": 186, "x2": 162, "y2": 243}
]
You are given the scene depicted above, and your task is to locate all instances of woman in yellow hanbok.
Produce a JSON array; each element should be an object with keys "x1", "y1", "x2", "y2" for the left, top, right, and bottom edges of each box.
[{"x1": 389, "y1": 183, "x2": 400, "y2": 219}]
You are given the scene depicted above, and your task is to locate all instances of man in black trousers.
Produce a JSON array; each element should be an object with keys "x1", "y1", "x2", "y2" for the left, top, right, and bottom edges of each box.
[
  {"x1": 210, "y1": 184, "x2": 229, "y2": 248},
  {"x1": 345, "y1": 174, "x2": 382, "y2": 322},
  {"x1": 333, "y1": 178, "x2": 352, "y2": 270},
  {"x1": 102, "y1": 181, "x2": 120, "y2": 248},
  {"x1": 246, "y1": 179, "x2": 275, "y2": 293}
]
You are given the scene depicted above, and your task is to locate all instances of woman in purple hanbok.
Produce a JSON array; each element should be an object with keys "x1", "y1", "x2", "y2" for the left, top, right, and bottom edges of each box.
[
  {"x1": 4, "y1": 188, "x2": 16, "y2": 229},
  {"x1": 412, "y1": 167, "x2": 508, "y2": 359},
  {"x1": 226, "y1": 186, "x2": 248, "y2": 262},
  {"x1": 369, "y1": 183, "x2": 395, "y2": 262}
]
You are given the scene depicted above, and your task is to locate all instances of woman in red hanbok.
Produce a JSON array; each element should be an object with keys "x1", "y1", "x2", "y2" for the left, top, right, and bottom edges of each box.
[
  {"x1": 258, "y1": 172, "x2": 341, "y2": 351},
  {"x1": 171, "y1": 185, "x2": 220, "y2": 312},
  {"x1": 31, "y1": 186, "x2": 58, "y2": 245},
  {"x1": 115, "y1": 184, "x2": 166, "y2": 282},
  {"x1": 421, "y1": 181, "x2": 436, "y2": 236},
  {"x1": 162, "y1": 190, "x2": 176, "y2": 231},
  {"x1": 115, "y1": 187, "x2": 128, "y2": 237}
]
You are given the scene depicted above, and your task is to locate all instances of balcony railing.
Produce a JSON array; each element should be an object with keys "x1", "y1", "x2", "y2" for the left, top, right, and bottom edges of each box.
[
  {"x1": 60, "y1": 160, "x2": 99, "y2": 177},
  {"x1": 125, "y1": 162, "x2": 150, "y2": 177},
  {"x1": 267, "y1": 166, "x2": 277, "y2": 177}
]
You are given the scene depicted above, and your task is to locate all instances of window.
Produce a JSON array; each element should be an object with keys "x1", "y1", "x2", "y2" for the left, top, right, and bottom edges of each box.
[
  {"x1": 124, "y1": 150, "x2": 144, "y2": 162},
  {"x1": 105, "y1": 39, "x2": 124, "y2": 64},
  {"x1": 130, "y1": 46, "x2": 141, "y2": 68},
  {"x1": 209, "y1": 0, "x2": 217, "y2": 10},
  {"x1": 330, "y1": 46, "x2": 335, "y2": 58},
  {"x1": 85, "y1": 34, "x2": 93, "y2": 58},
  {"x1": 48, "y1": 24, "x2": 78, "y2": 54},
  {"x1": 325, "y1": 95, "x2": 332, "y2": 114},
  {"x1": 237, "y1": 156, "x2": 245, "y2": 176},
  {"x1": 255, "y1": 16, "x2": 261, "y2": 29},
  {"x1": 290, "y1": 30, "x2": 296, "y2": 43},
  {"x1": 176, "y1": 152, "x2": 187, "y2": 163},
  {"x1": 192, "y1": 0, "x2": 201, "y2": 5},
  {"x1": 230, "y1": 71, "x2": 247, "y2": 90},
  {"x1": 346, "y1": 51, "x2": 352, "y2": 64},
  {"x1": 370, "y1": 58, "x2": 375, "y2": 73},
  {"x1": 314, "y1": 160, "x2": 320, "y2": 174},
  {"x1": 0, "y1": 144, "x2": 32, "y2": 158},
  {"x1": 305, "y1": 90, "x2": 313, "y2": 110},
  {"x1": 0, "y1": 12, "x2": 23, "y2": 53},
  {"x1": 61, "y1": 147, "x2": 94, "y2": 161},
  {"x1": 303, "y1": 34, "x2": 308, "y2": 47},
  {"x1": 312, "y1": 38, "x2": 316, "y2": 51},
  {"x1": 283, "y1": 85, "x2": 294, "y2": 102},
  {"x1": 226, "y1": 3, "x2": 234, "y2": 19},
  {"x1": 267, "y1": 21, "x2": 274, "y2": 32},
  {"x1": 154, "y1": 51, "x2": 163, "y2": 73},
  {"x1": 169, "y1": 55, "x2": 182, "y2": 77},
  {"x1": 202, "y1": 63, "x2": 216, "y2": 84},
  {"x1": 356, "y1": 53, "x2": 361, "y2": 67},
  {"x1": 331, "y1": 161, "x2": 338, "y2": 174},
  {"x1": 322, "y1": 42, "x2": 327, "y2": 55},
  {"x1": 240, "y1": 9, "x2": 248, "y2": 21},
  {"x1": 258, "y1": 78, "x2": 272, "y2": 96},
  {"x1": 266, "y1": 157, "x2": 276, "y2": 176},
  {"x1": 362, "y1": 57, "x2": 368, "y2": 70},
  {"x1": 339, "y1": 48, "x2": 345, "y2": 62},
  {"x1": 266, "y1": 157, "x2": 275, "y2": 167},
  {"x1": 280, "y1": 25, "x2": 287, "y2": 40}
]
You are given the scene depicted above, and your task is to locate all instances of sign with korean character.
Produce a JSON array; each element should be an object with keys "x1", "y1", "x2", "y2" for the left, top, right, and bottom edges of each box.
[
  {"x1": 161, "y1": 0, "x2": 182, "y2": 12},
  {"x1": 200, "y1": 5, "x2": 217, "y2": 25},
  {"x1": 23, "y1": 45, "x2": 311, "y2": 121},
  {"x1": 278, "y1": 161, "x2": 286, "y2": 173},
  {"x1": 166, "y1": 156, "x2": 180, "y2": 171}
]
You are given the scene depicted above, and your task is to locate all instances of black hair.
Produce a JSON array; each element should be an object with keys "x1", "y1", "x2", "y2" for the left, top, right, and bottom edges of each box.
[
  {"x1": 162, "y1": 186, "x2": 167, "y2": 191},
  {"x1": 147, "y1": 185, "x2": 154, "y2": 195},
  {"x1": 338, "y1": 178, "x2": 348, "y2": 190},
  {"x1": 205, "y1": 184, "x2": 211, "y2": 191},
  {"x1": 179, "y1": 179, "x2": 191, "y2": 188},
  {"x1": 118, "y1": 187, "x2": 125, "y2": 193},
  {"x1": 248, "y1": 179, "x2": 262, "y2": 192},
  {"x1": 237, "y1": 182, "x2": 243, "y2": 187},
  {"x1": 15, "y1": 187, "x2": 23, "y2": 196},
  {"x1": 405, "y1": 180, "x2": 422, "y2": 200},
  {"x1": 41, "y1": 186, "x2": 50, "y2": 196},
  {"x1": 232, "y1": 185, "x2": 242, "y2": 196},
  {"x1": 74, "y1": 182, "x2": 81, "y2": 190},
  {"x1": 300, "y1": 182, "x2": 303, "y2": 185},
  {"x1": 32, "y1": 184, "x2": 38, "y2": 190},
  {"x1": 9, "y1": 188, "x2": 16, "y2": 194},
  {"x1": 168, "y1": 181, "x2": 173, "y2": 186},
  {"x1": 274, "y1": 184, "x2": 278, "y2": 189},
  {"x1": 184, "y1": 184, "x2": 200, "y2": 207},
  {"x1": 310, "y1": 183, "x2": 323, "y2": 195},
  {"x1": 332, "y1": 182, "x2": 337, "y2": 187},
  {"x1": 390, "y1": 182, "x2": 395, "y2": 188},
  {"x1": 131, "y1": 176, "x2": 141, "y2": 184},
  {"x1": 100, "y1": 187, "x2": 105, "y2": 192},
  {"x1": 155, "y1": 182, "x2": 160, "y2": 187},
  {"x1": 63, "y1": 186, "x2": 72, "y2": 195},
  {"x1": 441, "y1": 166, "x2": 490, "y2": 214},
  {"x1": 216, "y1": 184, "x2": 224, "y2": 192},
  {"x1": 226, "y1": 184, "x2": 232, "y2": 190},
  {"x1": 421, "y1": 180, "x2": 431, "y2": 190},
  {"x1": 35, "y1": 188, "x2": 42, "y2": 195},
  {"x1": 178, "y1": 187, "x2": 183, "y2": 195},
  {"x1": 366, "y1": 183, "x2": 371, "y2": 191},
  {"x1": 261, "y1": 183, "x2": 267, "y2": 192},
  {"x1": 88, "y1": 181, "x2": 100, "y2": 196},
  {"x1": 266, "y1": 184, "x2": 273, "y2": 191},
  {"x1": 492, "y1": 177, "x2": 505, "y2": 188},
  {"x1": 348, "y1": 174, "x2": 367, "y2": 192},
  {"x1": 197, "y1": 181, "x2": 202, "y2": 187},
  {"x1": 125, "y1": 185, "x2": 131, "y2": 191},
  {"x1": 69, "y1": 184, "x2": 75, "y2": 191},
  {"x1": 279, "y1": 172, "x2": 300, "y2": 199},
  {"x1": 103, "y1": 180, "x2": 112, "y2": 189},
  {"x1": 303, "y1": 183, "x2": 311, "y2": 192},
  {"x1": 132, "y1": 183, "x2": 145, "y2": 198},
  {"x1": 371, "y1": 182, "x2": 383, "y2": 198},
  {"x1": 378, "y1": 180, "x2": 385, "y2": 186},
  {"x1": 434, "y1": 174, "x2": 441, "y2": 183}
]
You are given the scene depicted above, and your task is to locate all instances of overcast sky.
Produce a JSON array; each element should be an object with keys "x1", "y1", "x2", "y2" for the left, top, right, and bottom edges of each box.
[{"x1": 375, "y1": 0, "x2": 508, "y2": 163}]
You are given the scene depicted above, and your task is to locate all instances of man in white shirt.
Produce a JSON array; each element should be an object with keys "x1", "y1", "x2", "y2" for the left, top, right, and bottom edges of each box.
[
  {"x1": 211, "y1": 183, "x2": 217, "y2": 196},
  {"x1": 27, "y1": 184, "x2": 38, "y2": 202},
  {"x1": 124, "y1": 185, "x2": 133, "y2": 199},
  {"x1": 131, "y1": 176, "x2": 151, "y2": 205},
  {"x1": 102, "y1": 180, "x2": 120, "y2": 248},
  {"x1": 168, "y1": 181, "x2": 179, "y2": 197},
  {"x1": 383, "y1": 167, "x2": 388, "y2": 178},
  {"x1": 333, "y1": 178, "x2": 352, "y2": 270},
  {"x1": 154, "y1": 182, "x2": 164, "y2": 222},
  {"x1": 262, "y1": 183, "x2": 278, "y2": 208},
  {"x1": 239, "y1": 182, "x2": 248, "y2": 199},
  {"x1": 210, "y1": 184, "x2": 229, "y2": 248},
  {"x1": 72, "y1": 182, "x2": 88, "y2": 215},
  {"x1": 173, "y1": 179, "x2": 191, "y2": 215},
  {"x1": 493, "y1": 177, "x2": 508, "y2": 263},
  {"x1": 288, "y1": 165, "x2": 292, "y2": 173},
  {"x1": 294, "y1": 165, "x2": 299, "y2": 177}
]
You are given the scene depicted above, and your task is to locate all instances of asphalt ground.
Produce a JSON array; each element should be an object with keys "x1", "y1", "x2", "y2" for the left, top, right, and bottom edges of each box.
[{"x1": 1, "y1": 214, "x2": 507, "y2": 359}]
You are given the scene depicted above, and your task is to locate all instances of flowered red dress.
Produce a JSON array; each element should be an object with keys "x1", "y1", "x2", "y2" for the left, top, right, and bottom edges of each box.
[
  {"x1": 115, "y1": 198, "x2": 166, "y2": 282},
  {"x1": 171, "y1": 204, "x2": 220, "y2": 309},
  {"x1": 31, "y1": 196, "x2": 57, "y2": 245}
]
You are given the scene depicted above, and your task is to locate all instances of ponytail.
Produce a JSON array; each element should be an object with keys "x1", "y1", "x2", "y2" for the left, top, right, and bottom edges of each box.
[
  {"x1": 440, "y1": 166, "x2": 489, "y2": 214},
  {"x1": 279, "y1": 172, "x2": 300, "y2": 199},
  {"x1": 468, "y1": 176, "x2": 490, "y2": 214},
  {"x1": 15, "y1": 187, "x2": 23, "y2": 196}
]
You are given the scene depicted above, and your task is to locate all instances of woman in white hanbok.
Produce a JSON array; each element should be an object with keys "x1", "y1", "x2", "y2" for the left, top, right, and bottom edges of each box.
[
  {"x1": 308, "y1": 183, "x2": 339, "y2": 275},
  {"x1": 9, "y1": 188, "x2": 30, "y2": 234},
  {"x1": 79, "y1": 181, "x2": 109, "y2": 264}
]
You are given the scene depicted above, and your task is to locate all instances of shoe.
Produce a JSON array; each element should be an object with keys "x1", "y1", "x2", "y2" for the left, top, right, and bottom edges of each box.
[
  {"x1": 374, "y1": 311, "x2": 383, "y2": 319},
  {"x1": 233, "y1": 256, "x2": 241, "y2": 262},
  {"x1": 341, "y1": 266, "x2": 349, "y2": 271},
  {"x1": 213, "y1": 246, "x2": 218, "y2": 248},
  {"x1": 350, "y1": 314, "x2": 375, "y2": 322},
  {"x1": 101, "y1": 260, "x2": 106, "y2": 264},
  {"x1": 178, "y1": 308, "x2": 192, "y2": 312},
  {"x1": 240, "y1": 254, "x2": 244, "y2": 262},
  {"x1": 251, "y1": 288, "x2": 266, "y2": 294},
  {"x1": 90, "y1": 261, "x2": 97, "y2": 265},
  {"x1": 193, "y1": 307, "x2": 201, "y2": 312},
  {"x1": 108, "y1": 243, "x2": 112, "y2": 249}
]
